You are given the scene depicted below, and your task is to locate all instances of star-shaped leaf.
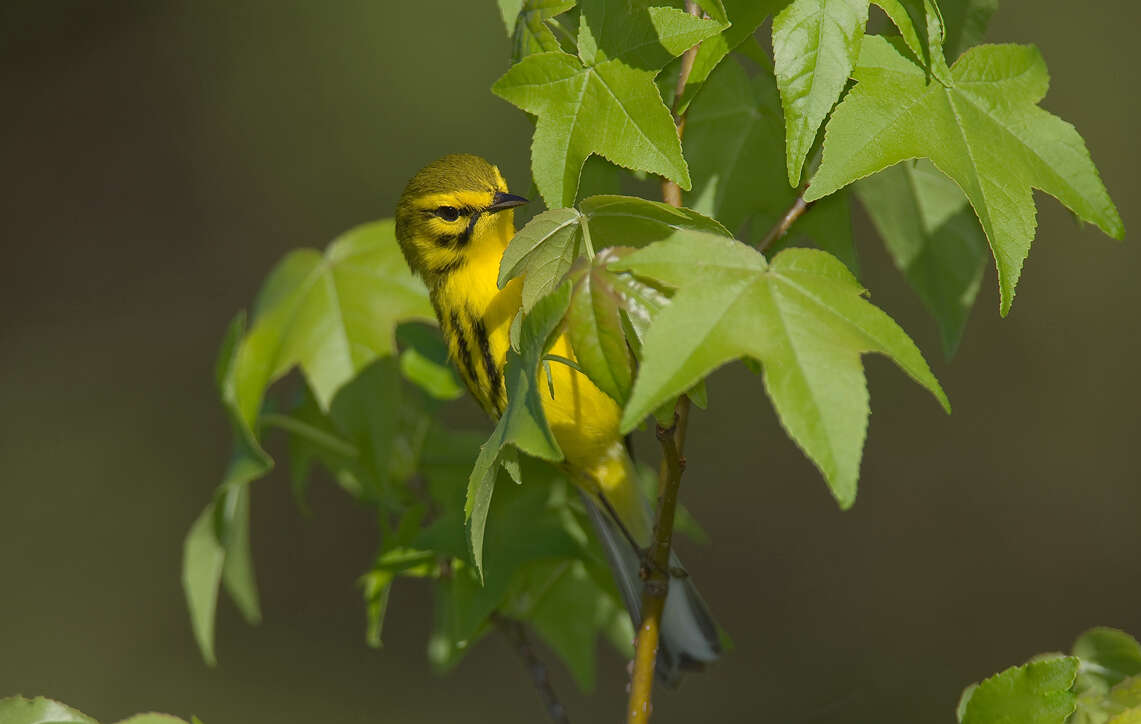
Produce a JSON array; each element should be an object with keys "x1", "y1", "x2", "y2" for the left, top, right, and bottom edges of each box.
[
  {"x1": 465, "y1": 284, "x2": 571, "y2": 578},
  {"x1": 499, "y1": 194, "x2": 728, "y2": 311},
  {"x1": 807, "y1": 37, "x2": 1124, "y2": 315},
  {"x1": 686, "y1": 55, "x2": 858, "y2": 271},
  {"x1": 230, "y1": 219, "x2": 435, "y2": 422},
  {"x1": 856, "y1": 159, "x2": 988, "y2": 356},
  {"x1": 772, "y1": 0, "x2": 871, "y2": 186},
  {"x1": 493, "y1": 1, "x2": 723, "y2": 208},
  {"x1": 613, "y1": 235, "x2": 947, "y2": 507}
]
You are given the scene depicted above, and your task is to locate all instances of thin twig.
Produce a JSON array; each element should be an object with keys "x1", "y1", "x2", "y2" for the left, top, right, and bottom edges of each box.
[
  {"x1": 757, "y1": 189, "x2": 812, "y2": 253},
  {"x1": 628, "y1": 3, "x2": 701, "y2": 722},
  {"x1": 493, "y1": 613, "x2": 571, "y2": 724}
]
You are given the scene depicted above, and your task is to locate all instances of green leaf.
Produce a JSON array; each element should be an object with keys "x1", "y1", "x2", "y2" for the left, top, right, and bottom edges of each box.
[
  {"x1": 326, "y1": 357, "x2": 429, "y2": 504},
  {"x1": 613, "y1": 237, "x2": 947, "y2": 507},
  {"x1": 576, "y1": 0, "x2": 724, "y2": 69},
  {"x1": 499, "y1": 0, "x2": 526, "y2": 35},
  {"x1": 772, "y1": 0, "x2": 871, "y2": 186},
  {"x1": 693, "y1": 0, "x2": 728, "y2": 24},
  {"x1": 0, "y1": 697, "x2": 97, "y2": 724},
  {"x1": 493, "y1": 2, "x2": 723, "y2": 207},
  {"x1": 564, "y1": 248, "x2": 647, "y2": 404},
  {"x1": 183, "y1": 468, "x2": 264, "y2": 666},
  {"x1": 807, "y1": 37, "x2": 1124, "y2": 315},
  {"x1": 686, "y1": 56, "x2": 857, "y2": 271},
  {"x1": 397, "y1": 322, "x2": 465, "y2": 401},
  {"x1": 856, "y1": 159, "x2": 987, "y2": 356},
  {"x1": 499, "y1": 194, "x2": 728, "y2": 312},
  {"x1": 673, "y1": 0, "x2": 779, "y2": 113},
  {"x1": 439, "y1": 465, "x2": 590, "y2": 669},
  {"x1": 509, "y1": 0, "x2": 577, "y2": 62},
  {"x1": 941, "y1": 0, "x2": 997, "y2": 60},
  {"x1": 959, "y1": 656, "x2": 1079, "y2": 724},
  {"x1": 871, "y1": 0, "x2": 950, "y2": 80},
  {"x1": 465, "y1": 285, "x2": 572, "y2": 577},
  {"x1": 510, "y1": 560, "x2": 628, "y2": 691},
  {"x1": 112, "y1": 716, "x2": 194, "y2": 724},
  {"x1": 230, "y1": 219, "x2": 434, "y2": 421},
  {"x1": 1075, "y1": 628, "x2": 1141, "y2": 689},
  {"x1": 217, "y1": 484, "x2": 260, "y2": 627}
]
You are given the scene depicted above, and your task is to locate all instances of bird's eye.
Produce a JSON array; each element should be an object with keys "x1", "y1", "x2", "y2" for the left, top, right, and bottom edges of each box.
[{"x1": 435, "y1": 206, "x2": 460, "y2": 222}]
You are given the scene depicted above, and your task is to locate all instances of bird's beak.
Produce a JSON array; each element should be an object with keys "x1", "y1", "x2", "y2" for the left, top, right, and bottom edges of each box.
[{"x1": 487, "y1": 191, "x2": 529, "y2": 213}]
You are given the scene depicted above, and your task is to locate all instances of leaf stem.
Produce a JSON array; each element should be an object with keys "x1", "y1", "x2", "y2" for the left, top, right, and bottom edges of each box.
[
  {"x1": 757, "y1": 186, "x2": 813, "y2": 253},
  {"x1": 260, "y1": 412, "x2": 359, "y2": 459},
  {"x1": 492, "y1": 613, "x2": 571, "y2": 724},
  {"x1": 629, "y1": 3, "x2": 701, "y2": 721}
]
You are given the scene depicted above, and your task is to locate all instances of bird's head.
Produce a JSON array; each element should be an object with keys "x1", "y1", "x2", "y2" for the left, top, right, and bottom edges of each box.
[{"x1": 395, "y1": 154, "x2": 528, "y2": 284}]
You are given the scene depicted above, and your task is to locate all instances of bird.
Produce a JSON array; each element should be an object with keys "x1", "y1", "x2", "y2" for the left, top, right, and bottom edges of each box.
[{"x1": 394, "y1": 153, "x2": 720, "y2": 685}]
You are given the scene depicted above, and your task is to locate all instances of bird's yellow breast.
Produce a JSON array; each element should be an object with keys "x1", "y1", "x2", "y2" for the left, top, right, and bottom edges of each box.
[{"x1": 432, "y1": 225, "x2": 623, "y2": 476}]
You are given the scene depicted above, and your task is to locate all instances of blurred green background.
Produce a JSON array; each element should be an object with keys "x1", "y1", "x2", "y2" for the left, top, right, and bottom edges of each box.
[{"x1": 2, "y1": 1, "x2": 1138, "y2": 722}]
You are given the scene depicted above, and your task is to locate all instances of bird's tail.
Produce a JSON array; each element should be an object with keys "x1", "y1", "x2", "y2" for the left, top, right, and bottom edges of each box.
[{"x1": 582, "y1": 492, "x2": 721, "y2": 688}]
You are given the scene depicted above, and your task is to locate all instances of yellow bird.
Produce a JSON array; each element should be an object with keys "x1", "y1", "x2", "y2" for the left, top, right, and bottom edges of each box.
[{"x1": 395, "y1": 154, "x2": 719, "y2": 683}]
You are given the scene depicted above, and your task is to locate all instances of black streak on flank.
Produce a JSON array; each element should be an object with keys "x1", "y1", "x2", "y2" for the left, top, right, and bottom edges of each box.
[
  {"x1": 449, "y1": 309, "x2": 478, "y2": 397},
  {"x1": 472, "y1": 314, "x2": 502, "y2": 414}
]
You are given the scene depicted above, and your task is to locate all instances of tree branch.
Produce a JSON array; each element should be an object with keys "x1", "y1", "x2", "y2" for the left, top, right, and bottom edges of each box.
[
  {"x1": 628, "y1": 3, "x2": 700, "y2": 722},
  {"x1": 493, "y1": 613, "x2": 571, "y2": 724}
]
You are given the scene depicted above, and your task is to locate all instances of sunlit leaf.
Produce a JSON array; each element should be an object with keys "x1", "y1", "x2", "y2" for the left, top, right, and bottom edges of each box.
[
  {"x1": 614, "y1": 236, "x2": 947, "y2": 507},
  {"x1": 958, "y1": 656, "x2": 1079, "y2": 724},
  {"x1": 807, "y1": 37, "x2": 1124, "y2": 314},
  {"x1": 772, "y1": 0, "x2": 871, "y2": 186},
  {"x1": 492, "y1": 1, "x2": 723, "y2": 206},
  {"x1": 499, "y1": 194, "x2": 728, "y2": 312},
  {"x1": 856, "y1": 159, "x2": 987, "y2": 356}
]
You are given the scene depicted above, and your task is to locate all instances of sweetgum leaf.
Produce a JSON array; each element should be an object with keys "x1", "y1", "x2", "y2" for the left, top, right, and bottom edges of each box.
[
  {"x1": 613, "y1": 236, "x2": 947, "y2": 507},
  {"x1": 465, "y1": 284, "x2": 571, "y2": 577},
  {"x1": 686, "y1": 56, "x2": 857, "y2": 271},
  {"x1": 772, "y1": 0, "x2": 871, "y2": 186},
  {"x1": 499, "y1": 194, "x2": 728, "y2": 311},
  {"x1": 958, "y1": 656, "x2": 1079, "y2": 724},
  {"x1": 672, "y1": 0, "x2": 780, "y2": 113},
  {"x1": 492, "y1": 1, "x2": 723, "y2": 207},
  {"x1": 508, "y1": 0, "x2": 577, "y2": 62},
  {"x1": 807, "y1": 37, "x2": 1124, "y2": 315},
  {"x1": 229, "y1": 219, "x2": 434, "y2": 419},
  {"x1": 856, "y1": 159, "x2": 987, "y2": 356}
]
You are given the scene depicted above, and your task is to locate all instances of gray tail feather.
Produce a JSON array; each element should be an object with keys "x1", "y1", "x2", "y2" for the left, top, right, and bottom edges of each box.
[{"x1": 582, "y1": 493, "x2": 721, "y2": 688}]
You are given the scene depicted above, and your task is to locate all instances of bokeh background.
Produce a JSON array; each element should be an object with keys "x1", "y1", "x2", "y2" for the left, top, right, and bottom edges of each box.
[{"x1": 2, "y1": 2, "x2": 1139, "y2": 722}]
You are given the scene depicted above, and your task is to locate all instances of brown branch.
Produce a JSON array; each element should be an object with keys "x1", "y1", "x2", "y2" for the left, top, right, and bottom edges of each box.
[
  {"x1": 757, "y1": 188, "x2": 812, "y2": 253},
  {"x1": 493, "y1": 613, "x2": 571, "y2": 724},
  {"x1": 628, "y1": 3, "x2": 701, "y2": 722}
]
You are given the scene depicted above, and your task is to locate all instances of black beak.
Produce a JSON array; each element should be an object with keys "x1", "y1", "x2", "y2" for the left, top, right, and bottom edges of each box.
[{"x1": 487, "y1": 191, "x2": 529, "y2": 213}]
